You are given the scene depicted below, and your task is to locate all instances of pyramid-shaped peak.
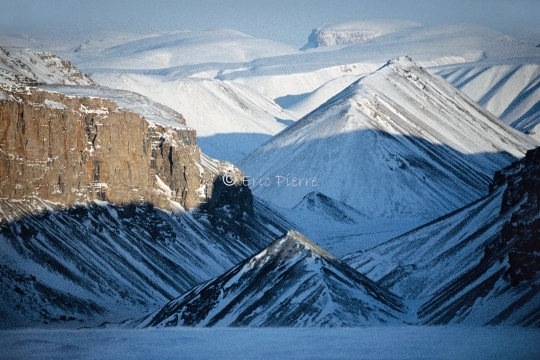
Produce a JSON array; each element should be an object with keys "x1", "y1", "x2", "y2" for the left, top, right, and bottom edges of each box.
[
  {"x1": 268, "y1": 229, "x2": 338, "y2": 262},
  {"x1": 137, "y1": 230, "x2": 406, "y2": 327},
  {"x1": 370, "y1": 56, "x2": 426, "y2": 79},
  {"x1": 239, "y1": 54, "x2": 537, "y2": 218}
]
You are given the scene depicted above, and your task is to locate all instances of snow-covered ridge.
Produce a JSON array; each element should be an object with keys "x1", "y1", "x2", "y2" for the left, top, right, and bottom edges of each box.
[
  {"x1": 37, "y1": 84, "x2": 187, "y2": 129},
  {"x1": 0, "y1": 47, "x2": 94, "y2": 86},
  {"x1": 436, "y1": 62, "x2": 540, "y2": 141},
  {"x1": 135, "y1": 230, "x2": 406, "y2": 327},
  {"x1": 239, "y1": 56, "x2": 538, "y2": 222}
]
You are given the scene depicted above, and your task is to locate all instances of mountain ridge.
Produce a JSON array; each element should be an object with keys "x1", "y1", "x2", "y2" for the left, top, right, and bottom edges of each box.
[
  {"x1": 135, "y1": 230, "x2": 406, "y2": 328},
  {"x1": 239, "y1": 57, "x2": 538, "y2": 222}
]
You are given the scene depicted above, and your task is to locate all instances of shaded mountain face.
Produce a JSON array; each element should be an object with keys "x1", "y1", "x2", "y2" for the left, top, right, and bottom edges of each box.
[
  {"x1": 344, "y1": 146, "x2": 540, "y2": 326},
  {"x1": 0, "y1": 196, "x2": 291, "y2": 329},
  {"x1": 487, "y1": 147, "x2": 540, "y2": 286},
  {"x1": 240, "y1": 57, "x2": 538, "y2": 222},
  {"x1": 136, "y1": 230, "x2": 406, "y2": 328}
]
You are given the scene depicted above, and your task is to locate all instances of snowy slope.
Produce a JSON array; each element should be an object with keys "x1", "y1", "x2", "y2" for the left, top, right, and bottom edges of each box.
[
  {"x1": 0, "y1": 47, "x2": 94, "y2": 86},
  {"x1": 90, "y1": 74, "x2": 293, "y2": 161},
  {"x1": 135, "y1": 230, "x2": 406, "y2": 328},
  {"x1": 72, "y1": 28, "x2": 299, "y2": 70},
  {"x1": 343, "y1": 147, "x2": 540, "y2": 326},
  {"x1": 436, "y1": 62, "x2": 540, "y2": 140},
  {"x1": 239, "y1": 57, "x2": 538, "y2": 222},
  {"x1": 0, "y1": 197, "x2": 292, "y2": 329},
  {"x1": 343, "y1": 187, "x2": 507, "y2": 297}
]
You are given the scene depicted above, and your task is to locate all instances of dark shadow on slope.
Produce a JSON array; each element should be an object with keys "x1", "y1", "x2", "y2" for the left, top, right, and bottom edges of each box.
[
  {"x1": 0, "y1": 176, "x2": 293, "y2": 329},
  {"x1": 274, "y1": 93, "x2": 311, "y2": 109},
  {"x1": 197, "y1": 132, "x2": 274, "y2": 163},
  {"x1": 238, "y1": 128, "x2": 528, "y2": 221}
]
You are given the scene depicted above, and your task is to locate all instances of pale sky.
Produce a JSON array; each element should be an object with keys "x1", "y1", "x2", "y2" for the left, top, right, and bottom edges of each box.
[{"x1": 1, "y1": 0, "x2": 539, "y2": 46}]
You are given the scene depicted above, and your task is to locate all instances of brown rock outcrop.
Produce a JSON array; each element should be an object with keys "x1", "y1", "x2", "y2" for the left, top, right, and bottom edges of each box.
[{"x1": 0, "y1": 86, "x2": 240, "y2": 219}]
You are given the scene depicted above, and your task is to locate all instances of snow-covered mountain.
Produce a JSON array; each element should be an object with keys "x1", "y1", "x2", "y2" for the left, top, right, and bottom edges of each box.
[
  {"x1": 0, "y1": 197, "x2": 291, "y2": 329},
  {"x1": 301, "y1": 20, "x2": 421, "y2": 49},
  {"x1": 0, "y1": 47, "x2": 94, "y2": 86},
  {"x1": 436, "y1": 62, "x2": 540, "y2": 140},
  {"x1": 239, "y1": 57, "x2": 538, "y2": 222},
  {"x1": 2, "y1": 21, "x2": 540, "y2": 331},
  {"x1": 90, "y1": 74, "x2": 292, "y2": 162},
  {"x1": 72, "y1": 28, "x2": 299, "y2": 70},
  {"x1": 59, "y1": 24, "x2": 540, "y2": 164},
  {"x1": 135, "y1": 230, "x2": 406, "y2": 328},
  {"x1": 343, "y1": 146, "x2": 540, "y2": 326}
]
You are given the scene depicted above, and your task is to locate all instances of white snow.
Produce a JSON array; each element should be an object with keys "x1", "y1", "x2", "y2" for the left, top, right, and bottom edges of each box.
[
  {"x1": 239, "y1": 57, "x2": 538, "y2": 223},
  {"x1": 38, "y1": 84, "x2": 188, "y2": 129},
  {"x1": 43, "y1": 99, "x2": 68, "y2": 110},
  {"x1": 89, "y1": 74, "x2": 292, "y2": 161}
]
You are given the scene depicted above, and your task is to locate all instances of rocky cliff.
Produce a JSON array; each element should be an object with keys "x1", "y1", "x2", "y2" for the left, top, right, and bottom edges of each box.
[
  {"x1": 300, "y1": 21, "x2": 420, "y2": 50},
  {"x1": 0, "y1": 85, "x2": 243, "y2": 220},
  {"x1": 486, "y1": 147, "x2": 540, "y2": 285},
  {"x1": 0, "y1": 56, "x2": 293, "y2": 328}
]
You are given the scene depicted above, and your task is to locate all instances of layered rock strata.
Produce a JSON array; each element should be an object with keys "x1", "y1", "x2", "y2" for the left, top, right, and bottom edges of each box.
[{"x1": 0, "y1": 86, "x2": 240, "y2": 220}]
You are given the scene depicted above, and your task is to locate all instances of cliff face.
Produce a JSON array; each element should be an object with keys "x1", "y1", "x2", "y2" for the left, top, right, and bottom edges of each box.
[
  {"x1": 0, "y1": 86, "x2": 238, "y2": 219},
  {"x1": 0, "y1": 83, "x2": 289, "y2": 329},
  {"x1": 488, "y1": 147, "x2": 540, "y2": 285}
]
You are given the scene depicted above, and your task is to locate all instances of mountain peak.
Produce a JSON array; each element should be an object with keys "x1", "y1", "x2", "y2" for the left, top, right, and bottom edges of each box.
[
  {"x1": 240, "y1": 57, "x2": 538, "y2": 220},
  {"x1": 266, "y1": 229, "x2": 338, "y2": 261},
  {"x1": 137, "y1": 230, "x2": 405, "y2": 327}
]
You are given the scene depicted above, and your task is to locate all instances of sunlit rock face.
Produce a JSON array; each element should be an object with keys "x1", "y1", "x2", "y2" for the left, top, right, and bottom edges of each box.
[{"x1": 0, "y1": 86, "x2": 241, "y2": 216}]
